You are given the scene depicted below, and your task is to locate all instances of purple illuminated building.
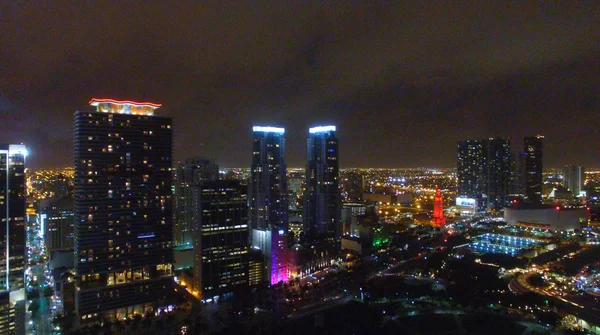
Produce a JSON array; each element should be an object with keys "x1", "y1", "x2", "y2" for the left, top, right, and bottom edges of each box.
[{"x1": 249, "y1": 126, "x2": 289, "y2": 285}]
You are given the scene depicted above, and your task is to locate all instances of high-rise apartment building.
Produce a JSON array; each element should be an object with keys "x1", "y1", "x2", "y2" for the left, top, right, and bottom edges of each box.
[
  {"x1": 343, "y1": 171, "x2": 364, "y2": 201},
  {"x1": 485, "y1": 138, "x2": 513, "y2": 209},
  {"x1": 0, "y1": 144, "x2": 27, "y2": 335},
  {"x1": 457, "y1": 140, "x2": 486, "y2": 209},
  {"x1": 457, "y1": 138, "x2": 514, "y2": 210},
  {"x1": 524, "y1": 135, "x2": 544, "y2": 204},
  {"x1": 0, "y1": 144, "x2": 26, "y2": 292},
  {"x1": 304, "y1": 126, "x2": 340, "y2": 243},
  {"x1": 563, "y1": 165, "x2": 584, "y2": 198},
  {"x1": 249, "y1": 126, "x2": 288, "y2": 285},
  {"x1": 74, "y1": 99, "x2": 174, "y2": 323},
  {"x1": 192, "y1": 181, "x2": 249, "y2": 300},
  {"x1": 40, "y1": 197, "x2": 74, "y2": 252},
  {"x1": 174, "y1": 157, "x2": 219, "y2": 246}
]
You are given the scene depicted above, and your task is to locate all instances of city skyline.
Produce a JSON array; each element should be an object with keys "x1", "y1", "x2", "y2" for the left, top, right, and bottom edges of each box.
[{"x1": 2, "y1": 3, "x2": 600, "y2": 169}]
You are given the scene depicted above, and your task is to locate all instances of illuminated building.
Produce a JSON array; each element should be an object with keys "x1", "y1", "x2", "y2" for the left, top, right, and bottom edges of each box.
[
  {"x1": 432, "y1": 188, "x2": 446, "y2": 226},
  {"x1": 251, "y1": 228, "x2": 288, "y2": 285},
  {"x1": 247, "y1": 249, "x2": 264, "y2": 287},
  {"x1": 192, "y1": 181, "x2": 249, "y2": 300},
  {"x1": 0, "y1": 144, "x2": 26, "y2": 292},
  {"x1": 0, "y1": 291, "x2": 15, "y2": 335},
  {"x1": 563, "y1": 165, "x2": 584, "y2": 198},
  {"x1": 343, "y1": 171, "x2": 364, "y2": 201},
  {"x1": 249, "y1": 126, "x2": 288, "y2": 285},
  {"x1": 504, "y1": 204, "x2": 587, "y2": 231},
  {"x1": 74, "y1": 99, "x2": 174, "y2": 323},
  {"x1": 524, "y1": 135, "x2": 544, "y2": 203},
  {"x1": 457, "y1": 140, "x2": 486, "y2": 209},
  {"x1": 485, "y1": 138, "x2": 513, "y2": 209},
  {"x1": 174, "y1": 157, "x2": 218, "y2": 246},
  {"x1": 304, "y1": 126, "x2": 340, "y2": 243},
  {"x1": 40, "y1": 197, "x2": 74, "y2": 252},
  {"x1": 0, "y1": 144, "x2": 27, "y2": 335},
  {"x1": 457, "y1": 138, "x2": 514, "y2": 210},
  {"x1": 0, "y1": 144, "x2": 27, "y2": 334}
]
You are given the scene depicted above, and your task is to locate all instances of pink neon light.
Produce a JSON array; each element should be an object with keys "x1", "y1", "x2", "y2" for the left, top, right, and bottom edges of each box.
[{"x1": 89, "y1": 98, "x2": 162, "y2": 108}]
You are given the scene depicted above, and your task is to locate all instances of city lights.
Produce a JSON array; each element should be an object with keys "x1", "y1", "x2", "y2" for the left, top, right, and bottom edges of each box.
[{"x1": 252, "y1": 126, "x2": 285, "y2": 133}]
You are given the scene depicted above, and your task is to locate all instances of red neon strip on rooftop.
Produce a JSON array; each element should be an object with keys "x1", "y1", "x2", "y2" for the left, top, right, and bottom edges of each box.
[{"x1": 89, "y1": 98, "x2": 162, "y2": 108}]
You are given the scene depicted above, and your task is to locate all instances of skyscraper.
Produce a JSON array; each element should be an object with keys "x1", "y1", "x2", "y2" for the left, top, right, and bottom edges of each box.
[
  {"x1": 0, "y1": 144, "x2": 26, "y2": 292},
  {"x1": 174, "y1": 157, "x2": 219, "y2": 246},
  {"x1": 0, "y1": 144, "x2": 27, "y2": 335},
  {"x1": 457, "y1": 138, "x2": 514, "y2": 210},
  {"x1": 192, "y1": 181, "x2": 249, "y2": 300},
  {"x1": 485, "y1": 138, "x2": 513, "y2": 209},
  {"x1": 304, "y1": 126, "x2": 340, "y2": 243},
  {"x1": 563, "y1": 165, "x2": 584, "y2": 198},
  {"x1": 40, "y1": 197, "x2": 74, "y2": 252},
  {"x1": 249, "y1": 126, "x2": 288, "y2": 285},
  {"x1": 524, "y1": 135, "x2": 544, "y2": 203},
  {"x1": 457, "y1": 140, "x2": 486, "y2": 209},
  {"x1": 74, "y1": 99, "x2": 174, "y2": 324}
]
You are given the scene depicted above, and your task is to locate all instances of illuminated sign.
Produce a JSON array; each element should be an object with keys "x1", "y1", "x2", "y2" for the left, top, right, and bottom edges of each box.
[
  {"x1": 89, "y1": 98, "x2": 161, "y2": 115},
  {"x1": 253, "y1": 126, "x2": 285, "y2": 133},
  {"x1": 138, "y1": 233, "x2": 155, "y2": 239},
  {"x1": 309, "y1": 125, "x2": 336, "y2": 133},
  {"x1": 456, "y1": 197, "x2": 477, "y2": 207}
]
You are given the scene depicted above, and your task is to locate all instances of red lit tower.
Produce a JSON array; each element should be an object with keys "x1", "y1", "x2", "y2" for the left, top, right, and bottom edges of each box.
[{"x1": 432, "y1": 188, "x2": 446, "y2": 226}]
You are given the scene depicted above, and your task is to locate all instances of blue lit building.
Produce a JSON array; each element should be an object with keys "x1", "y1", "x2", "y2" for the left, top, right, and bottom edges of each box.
[
  {"x1": 304, "y1": 126, "x2": 340, "y2": 243},
  {"x1": 249, "y1": 126, "x2": 288, "y2": 285}
]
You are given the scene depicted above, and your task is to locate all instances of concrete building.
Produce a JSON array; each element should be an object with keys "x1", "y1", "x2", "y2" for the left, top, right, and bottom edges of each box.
[{"x1": 504, "y1": 204, "x2": 587, "y2": 231}]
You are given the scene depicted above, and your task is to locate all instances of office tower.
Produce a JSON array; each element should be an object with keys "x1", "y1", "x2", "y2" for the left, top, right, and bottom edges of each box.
[
  {"x1": 524, "y1": 135, "x2": 544, "y2": 203},
  {"x1": 304, "y1": 126, "x2": 340, "y2": 243},
  {"x1": 249, "y1": 126, "x2": 288, "y2": 285},
  {"x1": 457, "y1": 140, "x2": 486, "y2": 209},
  {"x1": 0, "y1": 144, "x2": 27, "y2": 335},
  {"x1": 174, "y1": 157, "x2": 218, "y2": 246},
  {"x1": 74, "y1": 99, "x2": 174, "y2": 323},
  {"x1": 432, "y1": 188, "x2": 445, "y2": 226},
  {"x1": 485, "y1": 138, "x2": 513, "y2": 209},
  {"x1": 343, "y1": 171, "x2": 364, "y2": 201},
  {"x1": 563, "y1": 165, "x2": 584, "y2": 198},
  {"x1": 192, "y1": 181, "x2": 249, "y2": 300},
  {"x1": 40, "y1": 197, "x2": 74, "y2": 252}
]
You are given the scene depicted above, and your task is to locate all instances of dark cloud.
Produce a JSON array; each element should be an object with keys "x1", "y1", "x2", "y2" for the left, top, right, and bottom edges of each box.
[{"x1": 1, "y1": 1, "x2": 599, "y2": 168}]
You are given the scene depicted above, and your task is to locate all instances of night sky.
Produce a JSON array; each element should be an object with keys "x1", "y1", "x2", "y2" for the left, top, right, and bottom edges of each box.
[{"x1": 1, "y1": 2, "x2": 599, "y2": 168}]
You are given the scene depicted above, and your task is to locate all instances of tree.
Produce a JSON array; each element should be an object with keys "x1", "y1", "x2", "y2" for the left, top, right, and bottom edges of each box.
[{"x1": 28, "y1": 301, "x2": 40, "y2": 316}]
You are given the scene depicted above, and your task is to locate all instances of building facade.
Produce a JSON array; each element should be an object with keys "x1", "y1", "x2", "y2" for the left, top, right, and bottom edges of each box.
[
  {"x1": 74, "y1": 99, "x2": 174, "y2": 323},
  {"x1": 0, "y1": 144, "x2": 26, "y2": 293},
  {"x1": 304, "y1": 126, "x2": 340, "y2": 243},
  {"x1": 0, "y1": 144, "x2": 27, "y2": 335},
  {"x1": 249, "y1": 126, "x2": 288, "y2": 285},
  {"x1": 457, "y1": 140, "x2": 486, "y2": 210},
  {"x1": 174, "y1": 157, "x2": 219, "y2": 246},
  {"x1": 524, "y1": 135, "x2": 544, "y2": 204},
  {"x1": 457, "y1": 138, "x2": 514, "y2": 210},
  {"x1": 192, "y1": 181, "x2": 249, "y2": 300},
  {"x1": 40, "y1": 197, "x2": 74, "y2": 252},
  {"x1": 485, "y1": 138, "x2": 513, "y2": 209}
]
